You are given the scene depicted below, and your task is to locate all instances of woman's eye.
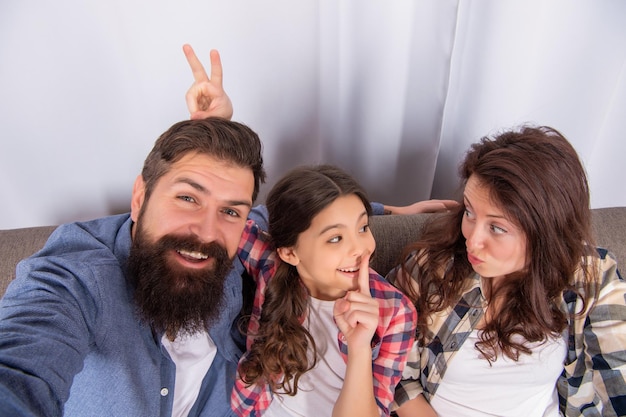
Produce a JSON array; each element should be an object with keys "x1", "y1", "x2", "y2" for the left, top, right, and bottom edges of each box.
[
  {"x1": 359, "y1": 224, "x2": 370, "y2": 233},
  {"x1": 491, "y1": 224, "x2": 507, "y2": 234},
  {"x1": 328, "y1": 236, "x2": 342, "y2": 243}
]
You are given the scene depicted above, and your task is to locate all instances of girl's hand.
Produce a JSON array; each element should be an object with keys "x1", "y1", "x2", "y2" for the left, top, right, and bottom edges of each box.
[
  {"x1": 333, "y1": 251, "x2": 380, "y2": 349},
  {"x1": 182, "y1": 44, "x2": 233, "y2": 120}
]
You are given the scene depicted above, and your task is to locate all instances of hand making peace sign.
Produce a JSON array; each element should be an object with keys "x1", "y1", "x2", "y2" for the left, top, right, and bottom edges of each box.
[{"x1": 182, "y1": 44, "x2": 233, "y2": 120}]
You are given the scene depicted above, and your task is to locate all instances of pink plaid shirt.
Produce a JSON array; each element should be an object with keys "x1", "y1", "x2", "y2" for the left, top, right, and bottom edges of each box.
[{"x1": 231, "y1": 216, "x2": 417, "y2": 417}]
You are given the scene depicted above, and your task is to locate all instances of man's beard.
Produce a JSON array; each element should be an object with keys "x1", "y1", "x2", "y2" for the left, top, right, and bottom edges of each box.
[{"x1": 127, "y1": 224, "x2": 233, "y2": 338}]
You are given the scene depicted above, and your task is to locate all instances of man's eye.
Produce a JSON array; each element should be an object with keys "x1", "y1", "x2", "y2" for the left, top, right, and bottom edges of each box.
[
  {"x1": 178, "y1": 195, "x2": 196, "y2": 203},
  {"x1": 223, "y1": 208, "x2": 240, "y2": 217}
]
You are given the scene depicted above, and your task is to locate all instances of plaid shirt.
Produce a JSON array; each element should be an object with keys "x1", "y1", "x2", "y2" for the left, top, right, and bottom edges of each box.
[
  {"x1": 388, "y1": 248, "x2": 626, "y2": 416},
  {"x1": 232, "y1": 214, "x2": 417, "y2": 417}
]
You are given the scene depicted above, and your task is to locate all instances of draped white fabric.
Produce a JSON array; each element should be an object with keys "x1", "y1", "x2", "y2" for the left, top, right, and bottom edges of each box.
[{"x1": 1, "y1": 0, "x2": 624, "y2": 229}]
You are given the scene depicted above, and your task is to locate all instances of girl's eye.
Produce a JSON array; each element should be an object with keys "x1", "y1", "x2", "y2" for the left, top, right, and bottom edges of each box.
[
  {"x1": 328, "y1": 236, "x2": 342, "y2": 243},
  {"x1": 464, "y1": 208, "x2": 474, "y2": 218},
  {"x1": 359, "y1": 224, "x2": 370, "y2": 233}
]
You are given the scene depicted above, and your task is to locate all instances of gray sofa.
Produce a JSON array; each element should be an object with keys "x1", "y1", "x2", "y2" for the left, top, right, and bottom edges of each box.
[{"x1": 1, "y1": 208, "x2": 625, "y2": 297}]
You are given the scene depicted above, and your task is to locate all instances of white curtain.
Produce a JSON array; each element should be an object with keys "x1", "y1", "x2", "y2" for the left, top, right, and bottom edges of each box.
[
  {"x1": 1, "y1": 0, "x2": 624, "y2": 229},
  {"x1": 319, "y1": 0, "x2": 626, "y2": 207},
  {"x1": 436, "y1": 0, "x2": 626, "y2": 208}
]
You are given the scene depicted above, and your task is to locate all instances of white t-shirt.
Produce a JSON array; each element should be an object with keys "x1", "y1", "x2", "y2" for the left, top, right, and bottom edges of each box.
[
  {"x1": 430, "y1": 330, "x2": 567, "y2": 417},
  {"x1": 162, "y1": 331, "x2": 217, "y2": 417},
  {"x1": 264, "y1": 296, "x2": 346, "y2": 417}
]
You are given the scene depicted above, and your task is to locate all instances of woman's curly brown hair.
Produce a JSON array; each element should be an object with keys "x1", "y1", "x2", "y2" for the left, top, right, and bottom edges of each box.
[{"x1": 394, "y1": 125, "x2": 599, "y2": 362}]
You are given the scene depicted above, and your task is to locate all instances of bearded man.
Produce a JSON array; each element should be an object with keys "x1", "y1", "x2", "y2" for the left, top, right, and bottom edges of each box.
[{"x1": 0, "y1": 116, "x2": 265, "y2": 417}]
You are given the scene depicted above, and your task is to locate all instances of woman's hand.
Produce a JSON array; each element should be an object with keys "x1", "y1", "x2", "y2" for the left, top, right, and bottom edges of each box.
[{"x1": 182, "y1": 44, "x2": 233, "y2": 120}]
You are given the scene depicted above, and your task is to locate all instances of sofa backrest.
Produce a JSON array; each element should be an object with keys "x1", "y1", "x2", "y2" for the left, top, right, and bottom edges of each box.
[
  {"x1": 1, "y1": 226, "x2": 58, "y2": 297},
  {"x1": 1, "y1": 207, "x2": 624, "y2": 297}
]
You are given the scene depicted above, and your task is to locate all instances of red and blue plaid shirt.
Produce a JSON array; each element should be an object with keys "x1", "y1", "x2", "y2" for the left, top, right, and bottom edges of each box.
[{"x1": 231, "y1": 208, "x2": 417, "y2": 417}]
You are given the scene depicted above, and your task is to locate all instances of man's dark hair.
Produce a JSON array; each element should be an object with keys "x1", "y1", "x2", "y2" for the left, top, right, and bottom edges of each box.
[{"x1": 141, "y1": 117, "x2": 265, "y2": 201}]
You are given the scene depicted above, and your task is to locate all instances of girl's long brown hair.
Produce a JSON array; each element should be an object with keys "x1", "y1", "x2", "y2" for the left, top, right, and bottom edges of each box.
[
  {"x1": 238, "y1": 164, "x2": 372, "y2": 394},
  {"x1": 394, "y1": 126, "x2": 598, "y2": 361}
]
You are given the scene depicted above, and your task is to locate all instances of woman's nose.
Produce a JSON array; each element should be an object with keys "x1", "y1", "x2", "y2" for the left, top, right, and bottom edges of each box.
[{"x1": 466, "y1": 227, "x2": 485, "y2": 250}]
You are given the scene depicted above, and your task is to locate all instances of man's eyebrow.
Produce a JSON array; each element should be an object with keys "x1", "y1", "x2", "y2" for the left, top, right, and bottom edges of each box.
[
  {"x1": 177, "y1": 177, "x2": 206, "y2": 192},
  {"x1": 227, "y1": 199, "x2": 252, "y2": 208},
  {"x1": 176, "y1": 177, "x2": 252, "y2": 208}
]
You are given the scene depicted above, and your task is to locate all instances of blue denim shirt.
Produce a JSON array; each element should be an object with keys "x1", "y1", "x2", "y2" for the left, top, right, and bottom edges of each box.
[{"x1": 0, "y1": 214, "x2": 243, "y2": 417}]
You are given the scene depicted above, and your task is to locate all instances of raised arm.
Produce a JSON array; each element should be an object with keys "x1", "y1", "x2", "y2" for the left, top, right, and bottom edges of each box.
[
  {"x1": 182, "y1": 44, "x2": 233, "y2": 120},
  {"x1": 332, "y1": 253, "x2": 380, "y2": 417},
  {"x1": 382, "y1": 199, "x2": 459, "y2": 215}
]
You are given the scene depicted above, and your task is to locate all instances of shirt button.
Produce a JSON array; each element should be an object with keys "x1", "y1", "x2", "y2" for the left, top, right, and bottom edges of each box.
[{"x1": 160, "y1": 388, "x2": 169, "y2": 396}]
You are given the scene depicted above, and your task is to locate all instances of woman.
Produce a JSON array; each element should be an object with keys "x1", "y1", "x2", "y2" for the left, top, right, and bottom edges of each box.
[{"x1": 390, "y1": 126, "x2": 626, "y2": 416}]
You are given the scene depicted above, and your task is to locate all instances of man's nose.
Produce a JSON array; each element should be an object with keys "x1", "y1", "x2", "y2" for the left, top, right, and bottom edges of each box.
[{"x1": 190, "y1": 211, "x2": 220, "y2": 243}]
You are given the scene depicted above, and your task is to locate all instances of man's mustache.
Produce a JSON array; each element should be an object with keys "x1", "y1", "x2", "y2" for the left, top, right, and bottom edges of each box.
[{"x1": 157, "y1": 234, "x2": 228, "y2": 261}]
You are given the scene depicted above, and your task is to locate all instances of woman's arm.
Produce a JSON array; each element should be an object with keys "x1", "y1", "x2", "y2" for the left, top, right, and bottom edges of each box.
[
  {"x1": 382, "y1": 199, "x2": 459, "y2": 215},
  {"x1": 395, "y1": 394, "x2": 437, "y2": 417},
  {"x1": 562, "y1": 252, "x2": 626, "y2": 415}
]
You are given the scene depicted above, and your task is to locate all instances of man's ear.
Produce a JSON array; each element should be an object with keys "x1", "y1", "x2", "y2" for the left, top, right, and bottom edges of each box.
[
  {"x1": 130, "y1": 175, "x2": 146, "y2": 222},
  {"x1": 277, "y1": 247, "x2": 299, "y2": 266}
]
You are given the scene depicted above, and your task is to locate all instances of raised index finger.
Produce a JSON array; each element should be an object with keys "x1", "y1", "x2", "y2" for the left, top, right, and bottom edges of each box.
[
  {"x1": 357, "y1": 250, "x2": 372, "y2": 296},
  {"x1": 183, "y1": 44, "x2": 210, "y2": 83}
]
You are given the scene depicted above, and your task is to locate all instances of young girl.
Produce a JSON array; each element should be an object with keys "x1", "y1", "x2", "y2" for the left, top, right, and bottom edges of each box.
[
  {"x1": 232, "y1": 164, "x2": 417, "y2": 417},
  {"x1": 389, "y1": 126, "x2": 626, "y2": 416}
]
